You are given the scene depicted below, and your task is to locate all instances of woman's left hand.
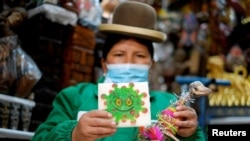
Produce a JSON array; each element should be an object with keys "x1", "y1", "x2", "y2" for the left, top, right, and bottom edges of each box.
[{"x1": 173, "y1": 104, "x2": 198, "y2": 137}]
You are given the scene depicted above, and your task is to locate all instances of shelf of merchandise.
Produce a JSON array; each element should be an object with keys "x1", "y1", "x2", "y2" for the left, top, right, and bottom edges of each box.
[
  {"x1": 205, "y1": 106, "x2": 250, "y2": 125},
  {"x1": 0, "y1": 128, "x2": 34, "y2": 140},
  {"x1": 0, "y1": 93, "x2": 36, "y2": 140},
  {"x1": 208, "y1": 116, "x2": 250, "y2": 125}
]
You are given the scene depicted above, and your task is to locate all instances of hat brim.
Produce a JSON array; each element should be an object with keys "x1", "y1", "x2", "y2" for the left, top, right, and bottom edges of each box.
[{"x1": 99, "y1": 24, "x2": 167, "y2": 42}]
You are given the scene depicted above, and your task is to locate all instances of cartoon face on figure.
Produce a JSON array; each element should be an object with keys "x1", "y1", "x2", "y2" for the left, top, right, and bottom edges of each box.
[{"x1": 98, "y1": 82, "x2": 151, "y2": 127}]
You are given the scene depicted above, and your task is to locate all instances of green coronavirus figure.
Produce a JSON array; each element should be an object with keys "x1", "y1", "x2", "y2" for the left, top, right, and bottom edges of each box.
[{"x1": 101, "y1": 83, "x2": 148, "y2": 125}]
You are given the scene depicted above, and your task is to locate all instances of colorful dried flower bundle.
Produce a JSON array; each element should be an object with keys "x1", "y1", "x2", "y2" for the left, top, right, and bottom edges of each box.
[{"x1": 139, "y1": 81, "x2": 212, "y2": 141}]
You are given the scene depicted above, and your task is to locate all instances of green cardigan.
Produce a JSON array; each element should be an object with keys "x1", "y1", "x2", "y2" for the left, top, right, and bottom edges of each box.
[{"x1": 32, "y1": 79, "x2": 205, "y2": 141}]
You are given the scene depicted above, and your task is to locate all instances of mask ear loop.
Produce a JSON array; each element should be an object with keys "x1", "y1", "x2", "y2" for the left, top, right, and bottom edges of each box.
[
  {"x1": 146, "y1": 62, "x2": 152, "y2": 84},
  {"x1": 102, "y1": 62, "x2": 108, "y2": 77}
]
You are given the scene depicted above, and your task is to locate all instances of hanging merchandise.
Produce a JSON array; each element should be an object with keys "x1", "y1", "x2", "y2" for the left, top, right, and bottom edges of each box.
[
  {"x1": 28, "y1": 3, "x2": 78, "y2": 26},
  {"x1": 179, "y1": 5, "x2": 198, "y2": 48},
  {"x1": 101, "y1": 0, "x2": 120, "y2": 21},
  {"x1": 0, "y1": 36, "x2": 18, "y2": 95},
  {"x1": 0, "y1": 3, "x2": 42, "y2": 97},
  {"x1": 207, "y1": 0, "x2": 238, "y2": 55},
  {"x1": 0, "y1": 35, "x2": 42, "y2": 98},
  {"x1": 14, "y1": 41, "x2": 42, "y2": 98},
  {"x1": 78, "y1": 0, "x2": 102, "y2": 31}
]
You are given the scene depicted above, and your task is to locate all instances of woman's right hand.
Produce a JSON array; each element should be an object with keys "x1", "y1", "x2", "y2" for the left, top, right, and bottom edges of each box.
[{"x1": 72, "y1": 110, "x2": 117, "y2": 141}]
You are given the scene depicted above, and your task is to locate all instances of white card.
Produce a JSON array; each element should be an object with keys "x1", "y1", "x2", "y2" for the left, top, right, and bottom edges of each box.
[{"x1": 98, "y1": 82, "x2": 151, "y2": 127}]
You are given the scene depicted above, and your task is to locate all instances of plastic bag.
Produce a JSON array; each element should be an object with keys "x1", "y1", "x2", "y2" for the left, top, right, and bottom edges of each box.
[
  {"x1": 0, "y1": 35, "x2": 42, "y2": 98},
  {"x1": 78, "y1": 0, "x2": 102, "y2": 31},
  {"x1": 0, "y1": 36, "x2": 17, "y2": 94},
  {"x1": 14, "y1": 46, "x2": 42, "y2": 98}
]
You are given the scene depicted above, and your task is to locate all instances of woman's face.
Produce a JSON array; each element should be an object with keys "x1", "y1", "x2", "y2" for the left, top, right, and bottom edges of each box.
[{"x1": 101, "y1": 38, "x2": 153, "y2": 73}]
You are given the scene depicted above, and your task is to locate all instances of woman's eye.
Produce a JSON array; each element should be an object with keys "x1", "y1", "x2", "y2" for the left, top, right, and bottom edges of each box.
[
  {"x1": 114, "y1": 53, "x2": 123, "y2": 57},
  {"x1": 137, "y1": 54, "x2": 146, "y2": 58}
]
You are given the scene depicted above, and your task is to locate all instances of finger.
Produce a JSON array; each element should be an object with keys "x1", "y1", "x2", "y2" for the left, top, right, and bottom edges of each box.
[
  {"x1": 87, "y1": 110, "x2": 113, "y2": 118},
  {"x1": 175, "y1": 119, "x2": 193, "y2": 128},
  {"x1": 174, "y1": 107, "x2": 196, "y2": 118},
  {"x1": 174, "y1": 111, "x2": 197, "y2": 119},
  {"x1": 89, "y1": 118, "x2": 116, "y2": 127}
]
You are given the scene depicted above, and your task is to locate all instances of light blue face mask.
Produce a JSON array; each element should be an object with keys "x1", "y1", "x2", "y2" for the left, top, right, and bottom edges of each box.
[{"x1": 104, "y1": 64, "x2": 150, "y2": 83}]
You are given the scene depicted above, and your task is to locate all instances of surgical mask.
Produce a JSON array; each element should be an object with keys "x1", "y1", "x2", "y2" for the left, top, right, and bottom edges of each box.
[{"x1": 104, "y1": 63, "x2": 150, "y2": 83}]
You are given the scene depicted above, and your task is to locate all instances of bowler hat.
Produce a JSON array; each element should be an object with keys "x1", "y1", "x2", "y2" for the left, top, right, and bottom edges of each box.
[{"x1": 98, "y1": 1, "x2": 167, "y2": 42}]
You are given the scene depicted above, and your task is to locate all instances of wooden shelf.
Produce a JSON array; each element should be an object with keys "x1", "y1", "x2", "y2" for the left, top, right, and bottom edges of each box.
[
  {"x1": 0, "y1": 93, "x2": 35, "y2": 107},
  {"x1": 0, "y1": 94, "x2": 36, "y2": 140},
  {"x1": 0, "y1": 128, "x2": 34, "y2": 140}
]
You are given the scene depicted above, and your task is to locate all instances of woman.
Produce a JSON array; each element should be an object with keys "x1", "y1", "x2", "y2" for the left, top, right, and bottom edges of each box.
[{"x1": 32, "y1": 1, "x2": 205, "y2": 141}]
